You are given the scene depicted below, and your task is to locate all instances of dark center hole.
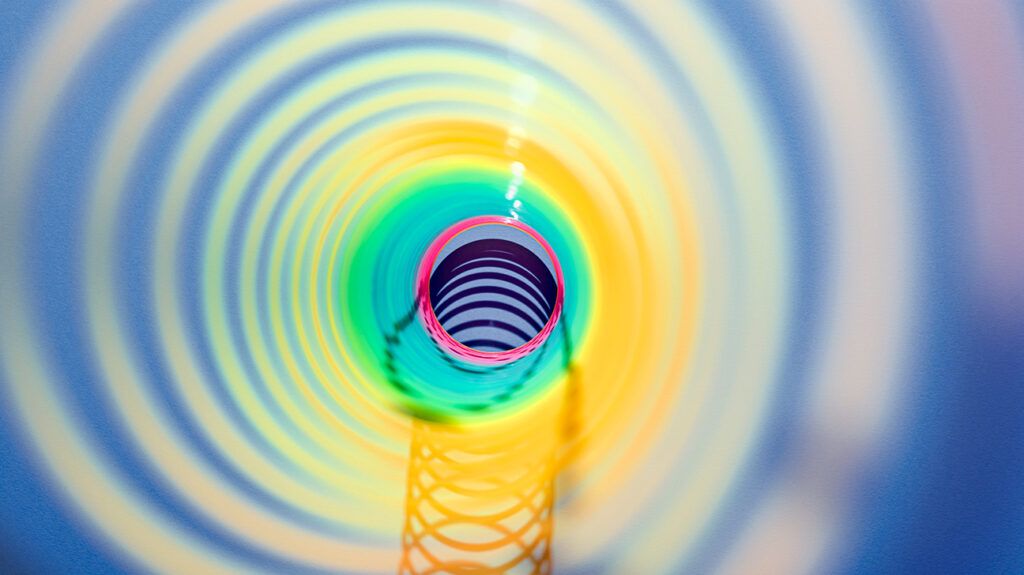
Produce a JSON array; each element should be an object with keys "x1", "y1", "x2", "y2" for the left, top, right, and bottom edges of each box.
[{"x1": 428, "y1": 223, "x2": 558, "y2": 352}]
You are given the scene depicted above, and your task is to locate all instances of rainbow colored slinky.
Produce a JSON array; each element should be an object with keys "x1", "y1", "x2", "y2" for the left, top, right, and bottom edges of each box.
[{"x1": 1, "y1": 2, "x2": 1023, "y2": 574}]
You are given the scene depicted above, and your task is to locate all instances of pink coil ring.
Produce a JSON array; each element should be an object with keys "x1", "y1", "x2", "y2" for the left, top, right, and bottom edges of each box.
[{"x1": 415, "y1": 216, "x2": 565, "y2": 365}]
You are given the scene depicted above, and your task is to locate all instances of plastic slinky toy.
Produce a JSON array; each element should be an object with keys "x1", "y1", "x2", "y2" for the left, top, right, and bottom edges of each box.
[{"x1": 1, "y1": 2, "x2": 1023, "y2": 575}]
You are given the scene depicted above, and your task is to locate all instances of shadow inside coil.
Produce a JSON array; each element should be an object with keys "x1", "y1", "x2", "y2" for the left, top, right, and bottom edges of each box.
[{"x1": 429, "y1": 237, "x2": 559, "y2": 353}]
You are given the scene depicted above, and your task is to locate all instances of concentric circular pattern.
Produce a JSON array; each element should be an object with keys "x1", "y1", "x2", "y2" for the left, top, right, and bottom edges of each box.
[
  {"x1": 418, "y1": 216, "x2": 563, "y2": 365},
  {"x1": 1, "y1": 1, "x2": 1020, "y2": 574}
]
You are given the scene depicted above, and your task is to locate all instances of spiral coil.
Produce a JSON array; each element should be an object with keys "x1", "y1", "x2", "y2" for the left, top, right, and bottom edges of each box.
[
  {"x1": 1, "y1": 2, "x2": 994, "y2": 573},
  {"x1": 398, "y1": 418, "x2": 558, "y2": 575}
]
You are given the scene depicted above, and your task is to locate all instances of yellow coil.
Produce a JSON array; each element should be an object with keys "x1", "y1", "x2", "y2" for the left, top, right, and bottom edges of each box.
[{"x1": 398, "y1": 413, "x2": 561, "y2": 575}]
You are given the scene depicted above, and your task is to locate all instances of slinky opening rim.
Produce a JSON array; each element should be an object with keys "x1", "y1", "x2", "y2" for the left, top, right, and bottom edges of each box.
[{"x1": 415, "y1": 215, "x2": 565, "y2": 365}]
